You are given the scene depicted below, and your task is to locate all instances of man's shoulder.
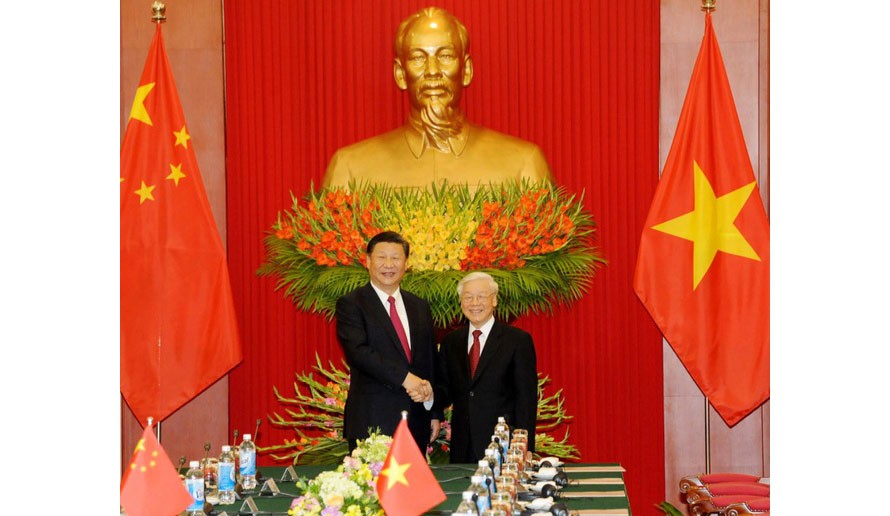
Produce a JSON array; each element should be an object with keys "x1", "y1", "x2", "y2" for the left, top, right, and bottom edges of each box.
[
  {"x1": 492, "y1": 320, "x2": 533, "y2": 340},
  {"x1": 331, "y1": 127, "x2": 408, "y2": 157},
  {"x1": 469, "y1": 124, "x2": 544, "y2": 153},
  {"x1": 441, "y1": 325, "x2": 468, "y2": 345},
  {"x1": 339, "y1": 283, "x2": 373, "y2": 303},
  {"x1": 399, "y1": 288, "x2": 430, "y2": 308}
]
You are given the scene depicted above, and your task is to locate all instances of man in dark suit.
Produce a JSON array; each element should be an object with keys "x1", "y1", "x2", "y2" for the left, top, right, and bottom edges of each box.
[
  {"x1": 334, "y1": 231, "x2": 439, "y2": 453},
  {"x1": 433, "y1": 271, "x2": 538, "y2": 463}
]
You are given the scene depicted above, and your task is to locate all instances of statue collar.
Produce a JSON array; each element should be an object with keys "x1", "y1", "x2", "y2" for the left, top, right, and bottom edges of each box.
[{"x1": 404, "y1": 119, "x2": 470, "y2": 158}]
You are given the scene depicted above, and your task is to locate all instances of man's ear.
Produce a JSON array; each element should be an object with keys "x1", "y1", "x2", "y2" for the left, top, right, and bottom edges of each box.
[
  {"x1": 462, "y1": 55, "x2": 474, "y2": 87},
  {"x1": 394, "y1": 59, "x2": 408, "y2": 90}
]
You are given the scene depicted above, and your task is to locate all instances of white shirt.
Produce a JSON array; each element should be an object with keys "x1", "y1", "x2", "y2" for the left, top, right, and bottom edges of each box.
[
  {"x1": 467, "y1": 316, "x2": 496, "y2": 355},
  {"x1": 370, "y1": 284, "x2": 411, "y2": 349}
]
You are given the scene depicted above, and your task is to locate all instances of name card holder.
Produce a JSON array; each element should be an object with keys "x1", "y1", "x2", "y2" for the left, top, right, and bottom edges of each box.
[
  {"x1": 260, "y1": 478, "x2": 281, "y2": 496},
  {"x1": 280, "y1": 465, "x2": 298, "y2": 482},
  {"x1": 239, "y1": 497, "x2": 260, "y2": 514}
]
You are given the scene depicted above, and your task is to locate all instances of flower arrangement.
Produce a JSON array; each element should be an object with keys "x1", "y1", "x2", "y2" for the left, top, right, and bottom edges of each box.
[
  {"x1": 259, "y1": 180, "x2": 605, "y2": 327},
  {"x1": 287, "y1": 431, "x2": 391, "y2": 516},
  {"x1": 261, "y1": 354, "x2": 580, "y2": 466}
]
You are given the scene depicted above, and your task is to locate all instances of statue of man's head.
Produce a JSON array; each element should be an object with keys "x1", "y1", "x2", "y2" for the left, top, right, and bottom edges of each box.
[{"x1": 393, "y1": 7, "x2": 474, "y2": 139}]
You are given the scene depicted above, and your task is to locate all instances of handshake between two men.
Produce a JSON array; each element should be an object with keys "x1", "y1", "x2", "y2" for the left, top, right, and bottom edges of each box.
[{"x1": 403, "y1": 372, "x2": 434, "y2": 403}]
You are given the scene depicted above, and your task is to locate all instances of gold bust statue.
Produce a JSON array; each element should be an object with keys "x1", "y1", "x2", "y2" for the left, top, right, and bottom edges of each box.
[{"x1": 322, "y1": 6, "x2": 553, "y2": 190}]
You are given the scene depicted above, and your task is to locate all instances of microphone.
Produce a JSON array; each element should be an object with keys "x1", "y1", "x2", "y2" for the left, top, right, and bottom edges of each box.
[
  {"x1": 178, "y1": 456, "x2": 187, "y2": 474},
  {"x1": 251, "y1": 418, "x2": 265, "y2": 482},
  {"x1": 232, "y1": 428, "x2": 239, "y2": 447},
  {"x1": 548, "y1": 502, "x2": 569, "y2": 516}
]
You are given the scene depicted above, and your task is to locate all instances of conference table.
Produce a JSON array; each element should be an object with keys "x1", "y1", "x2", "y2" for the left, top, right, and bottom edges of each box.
[{"x1": 206, "y1": 463, "x2": 632, "y2": 515}]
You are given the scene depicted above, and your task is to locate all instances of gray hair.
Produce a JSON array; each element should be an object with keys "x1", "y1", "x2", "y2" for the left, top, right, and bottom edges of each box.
[{"x1": 456, "y1": 271, "x2": 499, "y2": 296}]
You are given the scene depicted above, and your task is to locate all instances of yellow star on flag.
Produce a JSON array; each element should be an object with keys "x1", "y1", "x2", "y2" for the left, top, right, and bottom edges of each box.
[
  {"x1": 380, "y1": 457, "x2": 411, "y2": 490},
  {"x1": 135, "y1": 181, "x2": 156, "y2": 204},
  {"x1": 129, "y1": 82, "x2": 155, "y2": 126},
  {"x1": 652, "y1": 161, "x2": 760, "y2": 289},
  {"x1": 173, "y1": 125, "x2": 191, "y2": 148},
  {"x1": 167, "y1": 163, "x2": 186, "y2": 185}
]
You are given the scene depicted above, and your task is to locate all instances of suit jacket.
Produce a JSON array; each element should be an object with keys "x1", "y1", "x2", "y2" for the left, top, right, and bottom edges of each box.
[
  {"x1": 434, "y1": 320, "x2": 538, "y2": 463},
  {"x1": 335, "y1": 283, "x2": 436, "y2": 452}
]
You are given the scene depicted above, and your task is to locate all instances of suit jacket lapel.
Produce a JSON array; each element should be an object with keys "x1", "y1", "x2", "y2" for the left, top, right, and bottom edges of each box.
[
  {"x1": 403, "y1": 294, "x2": 422, "y2": 361},
  {"x1": 361, "y1": 284, "x2": 408, "y2": 361},
  {"x1": 472, "y1": 320, "x2": 504, "y2": 383}
]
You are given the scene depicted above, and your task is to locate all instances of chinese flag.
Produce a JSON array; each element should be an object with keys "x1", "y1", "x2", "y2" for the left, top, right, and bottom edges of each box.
[
  {"x1": 376, "y1": 416, "x2": 446, "y2": 516},
  {"x1": 120, "y1": 423, "x2": 193, "y2": 516},
  {"x1": 633, "y1": 12, "x2": 769, "y2": 426},
  {"x1": 121, "y1": 24, "x2": 242, "y2": 426}
]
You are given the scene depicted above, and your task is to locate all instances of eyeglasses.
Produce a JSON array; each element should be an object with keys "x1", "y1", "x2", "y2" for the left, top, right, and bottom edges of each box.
[{"x1": 461, "y1": 293, "x2": 494, "y2": 303}]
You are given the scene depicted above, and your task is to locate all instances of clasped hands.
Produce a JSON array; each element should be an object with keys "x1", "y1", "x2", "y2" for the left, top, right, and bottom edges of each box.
[{"x1": 402, "y1": 372, "x2": 433, "y2": 402}]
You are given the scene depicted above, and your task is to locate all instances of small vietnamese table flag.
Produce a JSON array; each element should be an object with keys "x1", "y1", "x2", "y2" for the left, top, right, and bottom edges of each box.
[
  {"x1": 376, "y1": 412, "x2": 446, "y2": 516},
  {"x1": 120, "y1": 422, "x2": 193, "y2": 516},
  {"x1": 121, "y1": 23, "x2": 242, "y2": 426},
  {"x1": 633, "y1": 12, "x2": 769, "y2": 427}
]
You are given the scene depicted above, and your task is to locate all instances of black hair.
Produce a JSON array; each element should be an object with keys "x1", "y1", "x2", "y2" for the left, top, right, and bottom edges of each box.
[{"x1": 366, "y1": 231, "x2": 410, "y2": 258}]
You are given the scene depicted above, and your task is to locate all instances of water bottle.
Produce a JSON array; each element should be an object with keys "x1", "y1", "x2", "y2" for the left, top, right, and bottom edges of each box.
[
  {"x1": 239, "y1": 433, "x2": 258, "y2": 490},
  {"x1": 452, "y1": 490, "x2": 479, "y2": 516},
  {"x1": 485, "y1": 448, "x2": 501, "y2": 481},
  {"x1": 474, "y1": 459, "x2": 497, "y2": 495},
  {"x1": 494, "y1": 417, "x2": 510, "y2": 456},
  {"x1": 218, "y1": 445, "x2": 237, "y2": 505},
  {"x1": 487, "y1": 436, "x2": 504, "y2": 472},
  {"x1": 184, "y1": 460, "x2": 205, "y2": 516},
  {"x1": 470, "y1": 475, "x2": 490, "y2": 514},
  {"x1": 201, "y1": 457, "x2": 219, "y2": 505}
]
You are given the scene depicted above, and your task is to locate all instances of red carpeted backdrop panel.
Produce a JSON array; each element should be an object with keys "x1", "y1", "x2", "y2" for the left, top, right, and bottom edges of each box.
[{"x1": 223, "y1": 1, "x2": 663, "y2": 513}]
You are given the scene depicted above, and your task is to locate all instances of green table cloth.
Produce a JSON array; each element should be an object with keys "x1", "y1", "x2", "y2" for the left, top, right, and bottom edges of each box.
[{"x1": 208, "y1": 463, "x2": 631, "y2": 515}]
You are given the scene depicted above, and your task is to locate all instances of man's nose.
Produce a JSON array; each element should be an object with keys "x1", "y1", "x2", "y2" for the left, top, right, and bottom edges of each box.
[{"x1": 424, "y1": 56, "x2": 441, "y2": 76}]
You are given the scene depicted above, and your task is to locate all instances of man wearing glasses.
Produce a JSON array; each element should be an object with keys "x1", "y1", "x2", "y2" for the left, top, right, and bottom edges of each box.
[{"x1": 433, "y1": 271, "x2": 538, "y2": 463}]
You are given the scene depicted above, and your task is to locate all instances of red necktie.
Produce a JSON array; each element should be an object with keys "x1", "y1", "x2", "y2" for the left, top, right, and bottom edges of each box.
[
  {"x1": 388, "y1": 296, "x2": 411, "y2": 363},
  {"x1": 469, "y1": 329, "x2": 482, "y2": 377}
]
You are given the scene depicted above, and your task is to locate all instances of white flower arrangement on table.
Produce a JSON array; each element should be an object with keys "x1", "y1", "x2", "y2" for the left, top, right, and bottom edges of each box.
[{"x1": 288, "y1": 431, "x2": 391, "y2": 516}]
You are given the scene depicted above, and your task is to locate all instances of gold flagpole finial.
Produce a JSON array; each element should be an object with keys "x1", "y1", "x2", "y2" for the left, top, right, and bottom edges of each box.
[
  {"x1": 151, "y1": 1, "x2": 167, "y2": 23},
  {"x1": 701, "y1": 0, "x2": 716, "y2": 12}
]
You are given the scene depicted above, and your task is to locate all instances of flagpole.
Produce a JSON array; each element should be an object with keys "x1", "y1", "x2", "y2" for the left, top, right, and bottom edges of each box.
[
  {"x1": 700, "y1": 0, "x2": 714, "y2": 476},
  {"x1": 704, "y1": 398, "x2": 711, "y2": 474},
  {"x1": 147, "y1": 0, "x2": 165, "y2": 448}
]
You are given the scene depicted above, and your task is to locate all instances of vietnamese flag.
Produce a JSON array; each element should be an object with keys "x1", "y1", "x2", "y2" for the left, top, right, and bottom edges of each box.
[
  {"x1": 120, "y1": 423, "x2": 193, "y2": 516},
  {"x1": 121, "y1": 23, "x2": 242, "y2": 426},
  {"x1": 633, "y1": 12, "x2": 769, "y2": 426},
  {"x1": 376, "y1": 414, "x2": 446, "y2": 516}
]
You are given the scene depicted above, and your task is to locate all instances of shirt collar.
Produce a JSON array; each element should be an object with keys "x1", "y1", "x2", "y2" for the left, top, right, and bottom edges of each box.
[
  {"x1": 469, "y1": 316, "x2": 496, "y2": 338},
  {"x1": 370, "y1": 283, "x2": 401, "y2": 305},
  {"x1": 404, "y1": 118, "x2": 470, "y2": 158}
]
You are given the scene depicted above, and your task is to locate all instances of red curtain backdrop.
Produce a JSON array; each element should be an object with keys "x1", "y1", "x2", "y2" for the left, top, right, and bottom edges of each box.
[{"x1": 223, "y1": 1, "x2": 663, "y2": 513}]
